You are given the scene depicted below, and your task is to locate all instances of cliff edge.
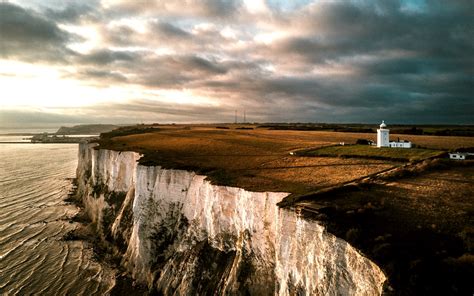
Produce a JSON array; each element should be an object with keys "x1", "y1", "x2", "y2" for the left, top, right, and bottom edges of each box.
[{"x1": 75, "y1": 142, "x2": 386, "y2": 295}]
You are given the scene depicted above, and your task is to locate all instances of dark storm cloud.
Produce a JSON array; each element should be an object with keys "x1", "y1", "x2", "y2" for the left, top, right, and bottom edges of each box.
[
  {"x1": 271, "y1": 2, "x2": 473, "y2": 63},
  {"x1": 0, "y1": 3, "x2": 76, "y2": 62},
  {"x1": 243, "y1": 0, "x2": 473, "y2": 122}
]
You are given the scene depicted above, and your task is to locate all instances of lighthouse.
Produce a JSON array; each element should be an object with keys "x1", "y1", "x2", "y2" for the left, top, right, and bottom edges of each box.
[{"x1": 377, "y1": 121, "x2": 389, "y2": 147}]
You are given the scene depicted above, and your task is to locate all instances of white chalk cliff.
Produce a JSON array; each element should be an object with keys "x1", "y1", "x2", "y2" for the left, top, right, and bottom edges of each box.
[{"x1": 76, "y1": 143, "x2": 386, "y2": 295}]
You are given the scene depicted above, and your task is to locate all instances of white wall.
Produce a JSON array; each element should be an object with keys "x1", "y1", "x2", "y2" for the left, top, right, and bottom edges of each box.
[
  {"x1": 389, "y1": 141, "x2": 412, "y2": 148},
  {"x1": 449, "y1": 153, "x2": 466, "y2": 160},
  {"x1": 377, "y1": 129, "x2": 389, "y2": 147}
]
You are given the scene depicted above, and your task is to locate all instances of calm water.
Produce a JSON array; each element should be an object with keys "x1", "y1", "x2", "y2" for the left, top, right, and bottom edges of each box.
[{"x1": 0, "y1": 140, "x2": 114, "y2": 295}]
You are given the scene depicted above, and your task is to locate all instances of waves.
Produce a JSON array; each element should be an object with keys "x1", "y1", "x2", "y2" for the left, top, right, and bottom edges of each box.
[{"x1": 0, "y1": 144, "x2": 114, "y2": 295}]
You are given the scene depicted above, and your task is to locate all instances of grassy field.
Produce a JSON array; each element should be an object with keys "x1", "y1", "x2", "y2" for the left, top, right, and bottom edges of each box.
[
  {"x1": 98, "y1": 124, "x2": 474, "y2": 195},
  {"x1": 300, "y1": 145, "x2": 444, "y2": 162}
]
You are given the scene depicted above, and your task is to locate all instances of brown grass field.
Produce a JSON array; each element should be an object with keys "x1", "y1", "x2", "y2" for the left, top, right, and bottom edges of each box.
[{"x1": 98, "y1": 125, "x2": 474, "y2": 195}]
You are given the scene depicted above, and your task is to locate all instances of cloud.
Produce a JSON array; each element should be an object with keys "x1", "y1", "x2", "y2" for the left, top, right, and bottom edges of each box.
[
  {"x1": 44, "y1": 2, "x2": 99, "y2": 23},
  {"x1": 101, "y1": 25, "x2": 141, "y2": 47},
  {"x1": 1, "y1": 0, "x2": 473, "y2": 126},
  {"x1": 0, "y1": 3, "x2": 76, "y2": 62},
  {"x1": 0, "y1": 109, "x2": 92, "y2": 128},
  {"x1": 151, "y1": 21, "x2": 192, "y2": 39},
  {"x1": 79, "y1": 49, "x2": 138, "y2": 65},
  {"x1": 103, "y1": 0, "x2": 243, "y2": 19},
  {"x1": 74, "y1": 69, "x2": 128, "y2": 83},
  {"x1": 133, "y1": 55, "x2": 229, "y2": 88}
]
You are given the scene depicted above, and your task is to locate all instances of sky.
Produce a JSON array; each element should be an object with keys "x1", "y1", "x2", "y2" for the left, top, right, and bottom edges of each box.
[{"x1": 0, "y1": 0, "x2": 472, "y2": 128}]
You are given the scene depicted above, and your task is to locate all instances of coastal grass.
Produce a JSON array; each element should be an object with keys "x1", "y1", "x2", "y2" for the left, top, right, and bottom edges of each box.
[{"x1": 299, "y1": 145, "x2": 444, "y2": 162}]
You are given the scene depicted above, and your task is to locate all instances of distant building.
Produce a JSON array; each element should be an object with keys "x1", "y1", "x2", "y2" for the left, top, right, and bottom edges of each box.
[
  {"x1": 389, "y1": 140, "x2": 412, "y2": 148},
  {"x1": 377, "y1": 121, "x2": 412, "y2": 148},
  {"x1": 449, "y1": 152, "x2": 474, "y2": 160}
]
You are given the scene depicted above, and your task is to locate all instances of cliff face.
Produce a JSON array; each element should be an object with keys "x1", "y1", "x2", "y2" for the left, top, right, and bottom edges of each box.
[{"x1": 76, "y1": 143, "x2": 386, "y2": 295}]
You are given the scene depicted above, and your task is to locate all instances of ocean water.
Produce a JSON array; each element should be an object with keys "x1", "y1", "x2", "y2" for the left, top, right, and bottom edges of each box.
[
  {"x1": 0, "y1": 136, "x2": 30, "y2": 143},
  {"x1": 0, "y1": 140, "x2": 114, "y2": 295}
]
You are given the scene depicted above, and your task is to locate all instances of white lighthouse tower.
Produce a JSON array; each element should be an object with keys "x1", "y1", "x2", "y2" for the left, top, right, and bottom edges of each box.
[{"x1": 377, "y1": 121, "x2": 390, "y2": 148}]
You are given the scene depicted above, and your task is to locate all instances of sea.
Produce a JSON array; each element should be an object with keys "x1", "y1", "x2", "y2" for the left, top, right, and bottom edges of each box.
[{"x1": 0, "y1": 130, "x2": 114, "y2": 295}]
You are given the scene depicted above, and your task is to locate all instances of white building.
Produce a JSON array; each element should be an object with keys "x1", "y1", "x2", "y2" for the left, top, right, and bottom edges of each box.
[
  {"x1": 449, "y1": 152, "x2": 474, "y2": 160},
  {"x1": 389, "y1": 140, "x2": 412, "y2": 148},
  {"x1": 377, "y1": 121, "x2": 390, "y2": 147},
  {"x1": 377, "y1": 121, "x2": 412, "y2": 148}
]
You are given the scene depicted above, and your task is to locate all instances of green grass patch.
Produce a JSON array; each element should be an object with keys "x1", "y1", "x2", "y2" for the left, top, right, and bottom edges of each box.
[{"x1": 300, "y1": 145, "x2": 444, "y2": 162}]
